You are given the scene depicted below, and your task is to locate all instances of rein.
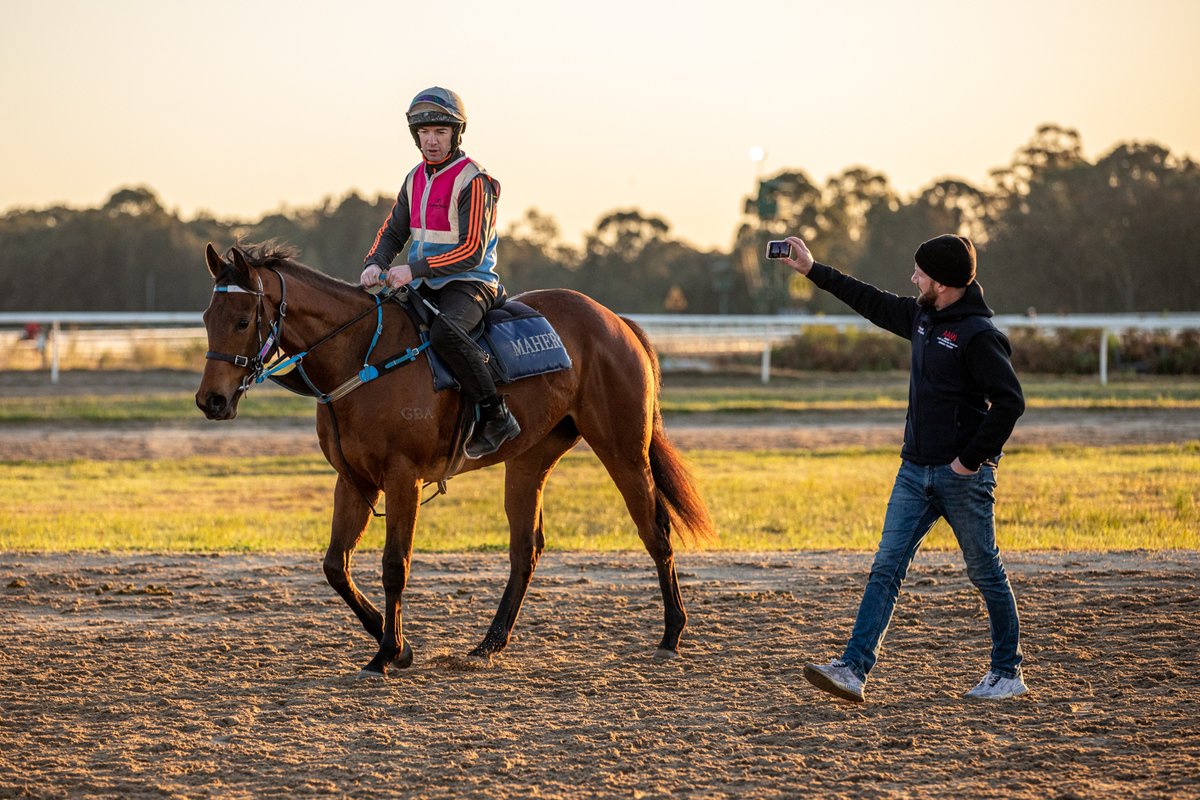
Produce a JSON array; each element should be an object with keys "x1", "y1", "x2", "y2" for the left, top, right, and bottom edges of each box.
[{"x1": 206, "y1": 268, "x2": 440, "y2": 515}]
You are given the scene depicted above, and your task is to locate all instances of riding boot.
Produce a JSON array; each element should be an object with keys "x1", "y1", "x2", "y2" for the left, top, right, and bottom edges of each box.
[{"x1": 466, "y1": 396, "x2": 521, "y2": 459}]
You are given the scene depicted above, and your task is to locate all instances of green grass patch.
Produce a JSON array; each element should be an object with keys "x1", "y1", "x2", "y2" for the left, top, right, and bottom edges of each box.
[{"x1": 2, "y1": 444, "x2": 1196, "y2": 552}]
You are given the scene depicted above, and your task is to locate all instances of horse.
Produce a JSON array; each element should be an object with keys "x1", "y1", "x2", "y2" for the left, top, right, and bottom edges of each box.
[{"x1": 196, "y1": 242, "x2": 715, "y2": 676}]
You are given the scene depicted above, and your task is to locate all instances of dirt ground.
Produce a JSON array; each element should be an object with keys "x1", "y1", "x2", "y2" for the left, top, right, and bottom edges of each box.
[{"x1": 1, "y1": 550, "x2": 1198, "y2": 799}]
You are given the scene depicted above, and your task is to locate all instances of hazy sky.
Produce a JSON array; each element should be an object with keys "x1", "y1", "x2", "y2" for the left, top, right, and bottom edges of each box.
[{"x1": 2, "y1": 0, "x2": 1197, "y2": 252}]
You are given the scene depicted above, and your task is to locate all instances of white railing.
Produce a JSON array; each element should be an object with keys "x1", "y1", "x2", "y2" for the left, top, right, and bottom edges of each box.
[
  {"x1": 2, "y1": 311, "x2": 1199, "y2": 385},
  {"x1": 626, "y1": 312, "x2": 1200, "y2": 384}
]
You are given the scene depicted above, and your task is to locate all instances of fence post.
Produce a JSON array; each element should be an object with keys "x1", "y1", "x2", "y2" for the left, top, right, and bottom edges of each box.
[
  {"x1": 50, "y1": 321, "x2": 61, "y2": 385},
  {"x1": 761, "y1": 338, "x2": 771, "y2": 384},
  {"x1": 1098, "y1": 328, "x2": 1109, "y2": 386}
]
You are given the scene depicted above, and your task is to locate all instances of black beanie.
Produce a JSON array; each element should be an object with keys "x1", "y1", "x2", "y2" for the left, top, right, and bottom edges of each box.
[{"x1": 914, "y1": 235, "x2": 976, "y2": 287}]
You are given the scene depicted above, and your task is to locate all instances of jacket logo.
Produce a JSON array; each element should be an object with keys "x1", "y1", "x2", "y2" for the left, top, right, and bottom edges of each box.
[{"x1": 936, "y1": 329, "x2": 959, "y2": 350}]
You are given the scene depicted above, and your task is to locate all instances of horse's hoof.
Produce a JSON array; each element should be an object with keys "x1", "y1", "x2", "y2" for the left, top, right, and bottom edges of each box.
[
  {"x1": 395, "y1": 641, "x2": 414, "y2": 670},
  {"x1": 467, "y1": 643, "x2": 499, "y2": 659},
  {"x1": 653, "y1": 647, "x2": 680, "y2": 661},
  {"x1": 466, "y1": 649, "x2": 494, "y2": 665},
  {"x1": 356, "y1": 668, "x2": 386, "y2": 679}
]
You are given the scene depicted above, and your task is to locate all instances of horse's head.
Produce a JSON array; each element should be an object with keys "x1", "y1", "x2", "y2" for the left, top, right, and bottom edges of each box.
[{"x1": 196, "y1": 243, "x2": 280, "y2": 420}]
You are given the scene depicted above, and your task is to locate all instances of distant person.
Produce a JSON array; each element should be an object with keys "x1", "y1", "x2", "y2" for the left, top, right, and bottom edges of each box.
[
  {"x1": 359, "y1": 87, "x2": 519, "y2": 458},
  {"x1": 780, "y1": 234, "x2": 1027, "y2": 702},
  {"x1": 20, "y1": 321, "x2": 47, "y2": 366}
]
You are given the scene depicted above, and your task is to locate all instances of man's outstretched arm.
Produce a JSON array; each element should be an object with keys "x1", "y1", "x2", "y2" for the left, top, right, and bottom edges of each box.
[{"x1": 781, "y1": 236, "x2": 917, "y2": 339}]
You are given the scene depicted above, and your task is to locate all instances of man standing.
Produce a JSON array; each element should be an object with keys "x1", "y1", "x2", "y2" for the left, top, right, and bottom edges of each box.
[
  {"x1": 360, "y1": 87, "x2": 520, "y2": 459},
  {"x1": 781, "y1": 234, "x2": 1027, "y2": 702}
]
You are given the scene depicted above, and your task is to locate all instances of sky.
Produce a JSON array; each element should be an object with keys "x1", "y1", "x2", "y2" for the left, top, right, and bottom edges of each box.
[{"x1": 1, "y1": 0, "x2": 1197, "y2": 252}]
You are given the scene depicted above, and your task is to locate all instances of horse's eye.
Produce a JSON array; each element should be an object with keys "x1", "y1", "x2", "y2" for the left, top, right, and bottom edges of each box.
[{"x1": 236, "y1": 318, "x2": 251, "y2": 331}]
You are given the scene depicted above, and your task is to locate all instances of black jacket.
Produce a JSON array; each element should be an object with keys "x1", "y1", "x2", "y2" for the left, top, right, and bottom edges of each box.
[{"x1": 807, "y1": 262, "x2": 1025, "y2": 470}]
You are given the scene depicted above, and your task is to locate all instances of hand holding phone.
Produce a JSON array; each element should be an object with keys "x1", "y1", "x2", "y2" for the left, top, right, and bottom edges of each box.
[
  {"x1": 765, "y1": 240, "x2": 792, "y2": 260},
  {"x1": 769, "y1": 236, "x2": 814, "y2": 276}
]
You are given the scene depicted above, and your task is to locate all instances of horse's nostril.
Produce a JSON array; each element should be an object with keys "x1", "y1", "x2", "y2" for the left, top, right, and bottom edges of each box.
[{"x1": 207, "y1": 393, "x2": 227, "y2": 413}]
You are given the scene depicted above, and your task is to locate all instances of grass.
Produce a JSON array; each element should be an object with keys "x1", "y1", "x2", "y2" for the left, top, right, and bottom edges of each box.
[
  {"x1": 2, "y1": 371, "x2": 1196, "y2": 553},
  {"x1": 1, "y1": 445, "x2": 1196, "y2": 552},
  {"x1": 2, "y1": 372, "x2": 1200, "y2": 422}
]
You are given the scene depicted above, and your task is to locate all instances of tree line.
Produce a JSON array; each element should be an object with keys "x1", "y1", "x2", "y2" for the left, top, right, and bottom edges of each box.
[{"x1": 2, "y1": 124, "x2": 1196, "y2": 314}]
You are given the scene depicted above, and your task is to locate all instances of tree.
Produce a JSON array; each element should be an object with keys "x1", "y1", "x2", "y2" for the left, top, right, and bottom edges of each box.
[
  {"x1": 819, "y1": 167, "x2": 896, "y2": 268},
  {"x1": 734, "y1": 170, "x2": 823, "y2": 312},
  {"x1": 501, "y1": 209, "x2": 578, "y2": 293}
]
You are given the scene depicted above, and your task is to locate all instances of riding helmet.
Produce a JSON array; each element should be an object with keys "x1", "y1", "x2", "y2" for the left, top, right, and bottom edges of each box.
[{"x1": 407, "y1": 87, "x2": 467, "y2": 149}]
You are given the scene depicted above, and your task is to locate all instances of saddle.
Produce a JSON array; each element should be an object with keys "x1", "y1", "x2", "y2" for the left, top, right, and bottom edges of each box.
[{"x1": 410, "y1": 292, "x2": 574, "y2": 392}]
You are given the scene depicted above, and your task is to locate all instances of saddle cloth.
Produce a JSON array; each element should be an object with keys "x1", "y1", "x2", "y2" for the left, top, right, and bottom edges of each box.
[{"x1": 425, "y1": 300, "x2": 573, "y2": 392}]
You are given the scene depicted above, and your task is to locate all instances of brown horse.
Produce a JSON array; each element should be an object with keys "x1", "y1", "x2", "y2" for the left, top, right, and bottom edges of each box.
[{"x1": 196, "y1": 242, "x2": 714, "y2": 676}]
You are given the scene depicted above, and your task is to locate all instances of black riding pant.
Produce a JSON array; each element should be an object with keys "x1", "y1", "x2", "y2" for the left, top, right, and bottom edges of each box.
[{"x1": 419, "y1": 280, "x2": 498, "y2": 404}]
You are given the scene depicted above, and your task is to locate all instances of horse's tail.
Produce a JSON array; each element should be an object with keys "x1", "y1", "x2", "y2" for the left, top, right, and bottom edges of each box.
[{"x1": 620, "y1": 317, "x2": 716, "y2": 546}]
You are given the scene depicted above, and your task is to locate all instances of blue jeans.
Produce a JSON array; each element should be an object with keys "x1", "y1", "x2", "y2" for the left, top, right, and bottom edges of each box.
[{"x1": 841, "y1": 459, "x2": 1022, "y2": 680}]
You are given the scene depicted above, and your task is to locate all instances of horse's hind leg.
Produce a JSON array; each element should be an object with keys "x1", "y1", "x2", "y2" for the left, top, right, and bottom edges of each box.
[
  {"x1": 587, "y1": 435, "x2": 687, "y2": 660},
  {"x1": 323, "y1": 476, "x2": 384, "y2": 643},
  {"x1": 470, "y1": 424, "x2": 579, "y2": 658}
]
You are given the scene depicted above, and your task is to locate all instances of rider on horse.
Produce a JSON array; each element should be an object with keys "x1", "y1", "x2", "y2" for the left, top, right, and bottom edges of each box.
[{"x1": 359, "y1": 86, "x2": 521, "y2": 459}]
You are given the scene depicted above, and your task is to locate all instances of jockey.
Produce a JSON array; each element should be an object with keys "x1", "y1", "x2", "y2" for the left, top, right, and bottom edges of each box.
[{"x1": 360, "y1": 87, "x2": 520, "y2": 459}]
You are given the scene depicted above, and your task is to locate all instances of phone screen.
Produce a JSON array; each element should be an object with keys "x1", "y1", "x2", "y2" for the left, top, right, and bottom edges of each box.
[{"x1": 766, "y1": 240, "x2": 791, "y2": 259}]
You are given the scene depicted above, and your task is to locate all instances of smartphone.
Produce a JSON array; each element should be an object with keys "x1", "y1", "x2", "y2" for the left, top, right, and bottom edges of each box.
[{"x1": 765, "y1": 240, "x2": 792, "y2": 260}]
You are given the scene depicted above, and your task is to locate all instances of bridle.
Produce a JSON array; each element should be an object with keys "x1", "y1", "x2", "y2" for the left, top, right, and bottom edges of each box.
[{"x1": 204, "y1": 267, "x2": 288, "y2": 395}]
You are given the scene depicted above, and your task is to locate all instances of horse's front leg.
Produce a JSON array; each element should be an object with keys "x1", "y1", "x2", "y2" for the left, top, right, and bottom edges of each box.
[
  {"x1": 323, "y1": 477, "x2": 384, "y2": 643},
  {"x1": 361, "y1": 472, "x2": 421, "y2": 677}
]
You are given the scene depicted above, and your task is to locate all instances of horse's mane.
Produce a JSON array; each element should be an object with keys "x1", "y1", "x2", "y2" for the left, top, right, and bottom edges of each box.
[
  {"x1": 223, "y1": 239, "x2": 361, "y2": 297},
  {"x1": 224, "y1": 239, "x2": 300, "y2": 268}
]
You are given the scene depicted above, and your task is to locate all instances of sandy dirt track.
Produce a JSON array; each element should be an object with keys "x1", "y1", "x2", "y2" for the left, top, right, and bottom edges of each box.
[{"x1": 2, "y1": 550, "x2": 1198, "y2": 799}]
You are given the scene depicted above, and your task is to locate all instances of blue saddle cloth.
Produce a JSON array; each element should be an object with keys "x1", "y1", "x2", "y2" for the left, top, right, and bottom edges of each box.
[{"x1": 426, "y1": 300, "x2": 573, "y2": 392}]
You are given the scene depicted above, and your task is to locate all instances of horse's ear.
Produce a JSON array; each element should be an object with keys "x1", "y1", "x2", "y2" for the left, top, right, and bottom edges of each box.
[
  {"x1": 230, "y1": 247, "x2": 252, "y2": 279},
  {"x1": 205, "y1": 243, "x2": 225, "y2": 279}
]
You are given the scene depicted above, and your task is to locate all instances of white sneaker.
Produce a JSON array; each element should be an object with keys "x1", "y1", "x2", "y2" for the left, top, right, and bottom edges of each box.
[
  {"x1": 803, "y1": 658, "x2": 865, "y2": 703},
  {"x1": 965, "y1": 669, "x2": 1028, "y2": 699}
]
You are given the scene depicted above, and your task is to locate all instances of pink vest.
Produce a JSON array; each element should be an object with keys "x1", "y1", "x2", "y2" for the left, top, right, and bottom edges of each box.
[{"x1": 404, "y1": 156, "x2": 483, "y2": 260}]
